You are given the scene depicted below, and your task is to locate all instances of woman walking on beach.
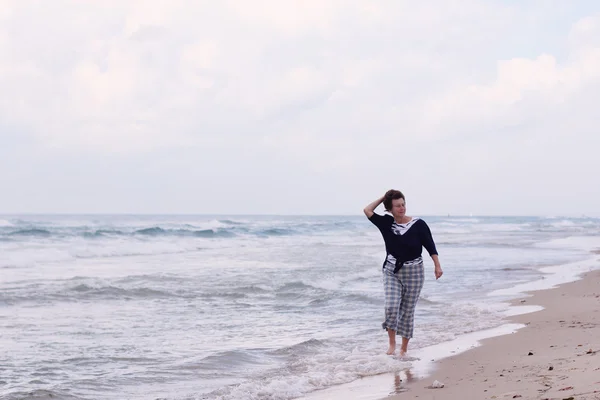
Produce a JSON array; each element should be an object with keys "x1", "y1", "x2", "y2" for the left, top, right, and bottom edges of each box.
[{"x1": 364, "y1": 189, "x2": 443, "y2": 356}]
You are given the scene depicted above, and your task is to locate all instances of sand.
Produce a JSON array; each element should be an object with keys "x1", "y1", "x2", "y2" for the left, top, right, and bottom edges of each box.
[{"x1": 387, "y1": 269, "x2": 600, "y2": 400}]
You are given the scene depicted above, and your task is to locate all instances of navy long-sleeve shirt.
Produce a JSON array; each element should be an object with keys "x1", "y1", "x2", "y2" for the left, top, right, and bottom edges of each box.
[{"x1": 368, "y1": 213, "x2": 438, "y2": 271}]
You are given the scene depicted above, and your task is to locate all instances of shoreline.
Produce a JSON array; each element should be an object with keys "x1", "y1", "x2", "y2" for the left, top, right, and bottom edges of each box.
[
  {"x1": 387, "y1": 267, "x2": 600, "y2": 399},
  {"x1": 300, "y1": 259, "x2": 600, "y2": 400}
]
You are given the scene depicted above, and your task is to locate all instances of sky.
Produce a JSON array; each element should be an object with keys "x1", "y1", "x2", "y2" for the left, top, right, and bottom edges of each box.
[{"x1": 1, "y1": 1, "x2": 599, "y2": 216}]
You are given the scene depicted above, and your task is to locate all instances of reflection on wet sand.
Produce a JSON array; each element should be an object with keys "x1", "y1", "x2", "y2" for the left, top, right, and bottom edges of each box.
[{"x1": 391, "y1": 368, "x2": 415, "y2": 395}]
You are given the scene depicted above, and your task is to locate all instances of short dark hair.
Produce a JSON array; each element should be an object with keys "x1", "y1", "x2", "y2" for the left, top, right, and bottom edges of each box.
[{"x1": 383, "y1": 189, "x2": 405, "y2": 211}]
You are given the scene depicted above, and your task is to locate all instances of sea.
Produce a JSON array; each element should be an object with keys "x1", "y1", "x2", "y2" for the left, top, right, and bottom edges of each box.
[{"x1": 1, "y1": 214, "x2": 599, "y2": 400}]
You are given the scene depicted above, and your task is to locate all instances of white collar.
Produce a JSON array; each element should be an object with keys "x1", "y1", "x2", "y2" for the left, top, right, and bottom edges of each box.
[{"x1": 391, "y1": 217, "x2": 420, "y2": 235}]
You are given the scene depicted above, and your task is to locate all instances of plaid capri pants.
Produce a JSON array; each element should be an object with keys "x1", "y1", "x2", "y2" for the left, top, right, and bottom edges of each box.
[{"x1": 382, "y1": 257, "x2": 425, "y2": 338}]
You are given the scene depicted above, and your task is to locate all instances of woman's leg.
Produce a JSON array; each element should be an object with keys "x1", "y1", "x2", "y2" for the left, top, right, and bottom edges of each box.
[
  {"x1": 382, "y1": 264, "x2": 402, "y2": 355},
  {"x1": 387, "y1": 327, "x2": 396, "y2": 355},
  {"x1": 397, "y1": 259, "x2": 425, "y2": 355},
  {"x1": 400, "y1": 337, "x2": 410, "y2": 356}
]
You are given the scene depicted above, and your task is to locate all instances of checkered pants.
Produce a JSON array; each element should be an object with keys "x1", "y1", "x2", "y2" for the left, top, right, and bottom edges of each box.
[{"x1": 382, "y1": 257, "x2": 424, "y2": 338}]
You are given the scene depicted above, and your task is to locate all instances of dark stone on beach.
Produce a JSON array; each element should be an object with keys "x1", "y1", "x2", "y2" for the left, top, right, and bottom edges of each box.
[
  {"x1": 549, "y1": 366, "x2": 554, "y2": 371},
  {"x1": 528, "y1": 352, "x2": 534, "y2": 355}
]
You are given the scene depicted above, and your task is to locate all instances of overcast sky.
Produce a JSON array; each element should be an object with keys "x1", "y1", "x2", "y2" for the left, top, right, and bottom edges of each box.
[{"x1": 1, "y1": 1, "x2": 599, "y2": 216}]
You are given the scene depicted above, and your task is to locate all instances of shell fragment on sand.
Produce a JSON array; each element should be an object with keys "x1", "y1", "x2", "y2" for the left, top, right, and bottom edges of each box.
[{"x1": 429, "y1": 380, "x2": 444, "y2": 389}]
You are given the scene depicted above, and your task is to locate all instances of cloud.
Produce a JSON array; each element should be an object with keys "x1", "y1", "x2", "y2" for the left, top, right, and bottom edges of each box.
[
  {"x1": 0, "y1": 0, "x2": 522, "y2": 154},
  {"x1": 422, "y1": 15, "x2": 600, "y2": 131}
]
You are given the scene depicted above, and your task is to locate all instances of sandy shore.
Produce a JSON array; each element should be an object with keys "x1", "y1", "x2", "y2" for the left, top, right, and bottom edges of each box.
[{"x1": 387, "y1": 268, "x2": 600, "y2": 400}]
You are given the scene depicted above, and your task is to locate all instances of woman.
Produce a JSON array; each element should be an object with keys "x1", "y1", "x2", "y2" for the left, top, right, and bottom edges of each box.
[{"x1": 363, "y1": 189, "x2": 443, "y2": 356}]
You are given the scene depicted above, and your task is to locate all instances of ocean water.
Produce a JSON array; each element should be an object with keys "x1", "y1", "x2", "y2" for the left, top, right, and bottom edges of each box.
[{"x1": 1, "y1": 214, "x2": 599, "y2": 400}]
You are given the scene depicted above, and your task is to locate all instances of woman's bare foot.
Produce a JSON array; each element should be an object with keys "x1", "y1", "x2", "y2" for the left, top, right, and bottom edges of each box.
[{"x1": 386, "y1": 343, "x2": 396, "y2": 355}]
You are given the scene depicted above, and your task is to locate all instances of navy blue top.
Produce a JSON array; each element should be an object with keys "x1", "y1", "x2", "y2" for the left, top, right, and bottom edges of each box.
[{"x1": 368, "y1": 213, "x2": 438, "y2": 271}]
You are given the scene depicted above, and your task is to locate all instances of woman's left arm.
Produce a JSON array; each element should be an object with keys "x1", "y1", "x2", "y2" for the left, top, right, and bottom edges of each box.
[
  {"x1": 431, "y1": 254, "x2": 443, "y2": 280},
  {"x1": 421, "y1": 221, "x2": 443, "y2": 280}
]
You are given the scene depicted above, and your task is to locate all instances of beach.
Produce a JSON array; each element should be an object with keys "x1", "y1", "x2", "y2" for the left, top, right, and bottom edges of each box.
[{"x1": 387, "y1": 268, "x2": 600, "y2": 400}]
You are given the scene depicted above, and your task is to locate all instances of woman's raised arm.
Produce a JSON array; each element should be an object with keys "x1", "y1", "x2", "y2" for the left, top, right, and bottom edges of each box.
[{"x1": 363, "y1": 195, "x2": 385, "y2": 218}]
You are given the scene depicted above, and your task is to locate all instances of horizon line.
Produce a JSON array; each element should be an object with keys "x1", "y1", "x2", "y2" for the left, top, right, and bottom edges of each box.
[{"x1": 0, "y1": 212, "x2": 597, "y2": 218}]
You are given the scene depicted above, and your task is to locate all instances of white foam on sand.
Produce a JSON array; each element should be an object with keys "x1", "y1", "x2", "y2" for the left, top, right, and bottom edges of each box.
[
  {"x1": 205, "y1": 350, "x2": 414, "y2": 400},
  {"x1": 488, "y1": 256, "x2": 599, "y2": 298},
  {"x1": 299, "y1": 323, "x2": 525, "y2": 400}
]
